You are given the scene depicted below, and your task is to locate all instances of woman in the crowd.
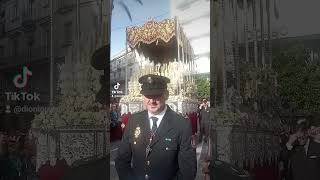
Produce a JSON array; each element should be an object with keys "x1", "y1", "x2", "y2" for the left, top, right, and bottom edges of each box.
[{"x1": 110, "y1": 104, "x2": 120, "y2": 128}]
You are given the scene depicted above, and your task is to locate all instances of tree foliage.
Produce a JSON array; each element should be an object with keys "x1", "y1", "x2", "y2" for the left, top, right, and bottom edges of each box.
[
  {"x1": 273, "y1": 45, "x2": 320, "y2": 113},
  {"x1": 195, "y1": 75, "x2": 210, "y2": 100}
]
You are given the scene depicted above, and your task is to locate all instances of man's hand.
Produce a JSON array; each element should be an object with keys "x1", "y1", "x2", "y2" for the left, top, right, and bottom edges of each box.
[
  {"x1": 287, "y1": 133, "x2": 298, "y2": 146},
  {"x1": 191, "y1": 135, "x2": 196, "y2": 148},
  {"x1": 286, "y1": 133, "x2": 299, "y2": 150},
  {"x1": 121, "y1": 123, "x2": 125, "y2": 129}
]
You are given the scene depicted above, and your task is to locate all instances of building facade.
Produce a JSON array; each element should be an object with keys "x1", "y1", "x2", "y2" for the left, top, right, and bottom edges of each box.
[
  {"x1": 110, "y1": 49, "x2": 136, "y2": 102},
  {"x1": 0, "y1": 0, "x2": 108, "y2": 132}
]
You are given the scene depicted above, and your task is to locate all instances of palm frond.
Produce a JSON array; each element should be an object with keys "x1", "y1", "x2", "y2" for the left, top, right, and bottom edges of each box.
[
  {"x1": 134, "y1": 0, "x2": 143, "y2": 5},
  {"x1": 118, "y1": 1, "x2": 132, "y2": 21}
]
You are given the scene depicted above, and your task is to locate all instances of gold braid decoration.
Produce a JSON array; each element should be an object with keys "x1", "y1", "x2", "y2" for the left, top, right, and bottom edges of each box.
[{"x1": 127, "y1": 19, "x2": 176, "y2": 48}]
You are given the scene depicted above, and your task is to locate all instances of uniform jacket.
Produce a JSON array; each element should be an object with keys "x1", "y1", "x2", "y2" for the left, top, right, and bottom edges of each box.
[
  {"x1": 115, "y1": 106, "x2": 197, "y2": 180},
  {"x1": 199, "y1": 107, "x2": 210, "y2": 124},
  {"x1": 286, "y1": 139, "x2": 320, "y2": 180}
]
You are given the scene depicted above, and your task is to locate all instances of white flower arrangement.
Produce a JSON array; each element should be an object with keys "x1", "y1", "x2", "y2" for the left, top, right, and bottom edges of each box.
[{"x1": 32, "y1": 32, "x2": 105, "y2": 130}]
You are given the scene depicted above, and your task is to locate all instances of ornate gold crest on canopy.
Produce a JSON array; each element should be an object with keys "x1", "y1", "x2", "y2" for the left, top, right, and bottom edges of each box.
[
  {"x1": 127, "y1": 19, "x2": 176, "y2": 47},
  {"x1": 120, "y1": 18, "x2": 197, "y2": 114},
  {"x1": 126, "y1": 18, "x2": 194, "y2": 64}
]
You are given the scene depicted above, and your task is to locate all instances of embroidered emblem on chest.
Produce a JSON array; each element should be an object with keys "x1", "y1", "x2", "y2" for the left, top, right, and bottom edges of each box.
[{"x1": 134, "y1": 127, "x2": 141, "y2": 139}]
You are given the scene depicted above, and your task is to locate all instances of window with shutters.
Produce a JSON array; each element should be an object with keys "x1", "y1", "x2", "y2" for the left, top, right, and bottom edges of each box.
[
  {"x1": 42, "y1": 0, "x2": 49, "y2": 8},
  {"x1": 11, "y1": 3, "x2": 18, "y2": 22},
  {"x1": 12, "y1": 39, "x2": 18, "y2": 56},
  {"x1": 64, "y1": 22, "x2": 72, "y2": 45}
]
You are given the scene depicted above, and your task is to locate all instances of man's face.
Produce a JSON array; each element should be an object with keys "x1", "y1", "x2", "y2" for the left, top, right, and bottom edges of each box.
[
  {"x1": 143, "y1": 93, "x2": 167, "y2": 115},
  {"x1": 203, "y1": 101, "x2": 208, "y2": 107},
  {"x1": 296, "y1": 131, "x2": 308, "y2": 145}
]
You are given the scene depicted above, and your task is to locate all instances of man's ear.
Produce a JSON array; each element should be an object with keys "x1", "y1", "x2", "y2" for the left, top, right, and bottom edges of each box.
[{"x1": 164, "y1": 90, "x2": 169, "y2": 100}]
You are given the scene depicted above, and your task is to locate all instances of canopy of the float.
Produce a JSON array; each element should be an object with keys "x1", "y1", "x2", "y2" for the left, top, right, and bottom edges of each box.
[{"x1": 126, "y1": 18, "x2": 194, "y2": 64}]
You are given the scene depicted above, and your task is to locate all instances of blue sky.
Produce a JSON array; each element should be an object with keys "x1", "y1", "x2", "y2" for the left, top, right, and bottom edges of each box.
[{"x1": 111, "y1": 0, "x2": 170, "y2": 58}]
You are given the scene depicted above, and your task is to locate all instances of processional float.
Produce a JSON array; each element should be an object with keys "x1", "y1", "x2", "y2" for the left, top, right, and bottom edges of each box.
[{"x1": 120, "y1": 18, "x2": 198, "y2": 114}]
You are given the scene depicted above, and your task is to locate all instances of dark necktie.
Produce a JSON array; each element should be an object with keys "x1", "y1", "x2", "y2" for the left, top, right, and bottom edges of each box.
[
  {"x1": 146, "y1": 117, "x2": 158, "y2": 157},
  {"x1": 150, "y1": 116, "x2": 158, "y2": 134}
]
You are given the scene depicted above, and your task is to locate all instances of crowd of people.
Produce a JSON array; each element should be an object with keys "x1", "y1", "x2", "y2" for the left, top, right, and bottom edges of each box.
[
  {"x1": 110, "y1": 104, "x2": 123, "y2": 142},
  {"x1": 0, "y1": 131, "x2": 36, "y2": 180},
  {"x1": 110, "y1": 95, "x2": 320, "y2": 180},
  {"x1": 0, "y1": 131, "x2": 72, "y2": 180},
  {"x1": 109, "y1": 99, "x2": 211, "y2": 146}
]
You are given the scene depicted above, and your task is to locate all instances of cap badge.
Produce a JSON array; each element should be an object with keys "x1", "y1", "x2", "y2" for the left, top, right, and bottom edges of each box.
[{"x1": 147, "y1": 76, "x2": 153, "y2": 84}]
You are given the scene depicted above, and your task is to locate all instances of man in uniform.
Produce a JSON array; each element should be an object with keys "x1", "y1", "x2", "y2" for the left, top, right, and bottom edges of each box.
[
  {"x1": 285, "y1": 119, "x2": 320, "y2": 180},
  {"x1": 115, "y1": 74, "x2": 197, "y2": 180},
  {"x1": 198, "y1": 99, "x2": 210, "y2": 143}
]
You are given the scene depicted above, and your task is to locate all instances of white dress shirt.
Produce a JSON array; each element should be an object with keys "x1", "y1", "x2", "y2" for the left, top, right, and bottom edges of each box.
[{"x1": 148, "y1": 105, "x2": 167, "y2": 130}]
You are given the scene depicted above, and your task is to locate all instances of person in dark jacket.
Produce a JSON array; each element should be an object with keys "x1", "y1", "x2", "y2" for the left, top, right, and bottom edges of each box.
[
  {"x1": 198, "y1": 99, "x2": 210, "y2": 143},
  {"x1": 115, "y1": 74, "x2": 197, "y2": 180},
  {"x1": 278, "y1": 132, "x2": 290, "y2": 180},
  {"x1": 285, "y1": 119, "x2": 320, "y2": 180}
]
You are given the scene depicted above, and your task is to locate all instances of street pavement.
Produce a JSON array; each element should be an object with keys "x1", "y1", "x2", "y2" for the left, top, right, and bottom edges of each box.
[
  {"x1": 109, "y1": 140, "x2": 208, "y2": 180},
  {"x1": 110, "y1": 140, "x2": 121, "y2": 180}
]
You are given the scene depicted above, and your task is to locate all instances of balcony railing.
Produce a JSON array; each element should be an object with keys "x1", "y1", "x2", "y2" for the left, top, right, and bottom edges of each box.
[
  {"x1": 57, "y1": 0, "x2": 74, "y2": 13},
  {"x1": 30, "y1": 46, "x2": 50, "y2": 59},
  {"x1": 22, "y1": 9, "x2": 34, "y2": 22},
  {"x1": 36, "y1": 7, "x2": 50, "y2": 23},
  {"x1": 0, "y1": 46, "x2": 49, "y2": 66}
]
